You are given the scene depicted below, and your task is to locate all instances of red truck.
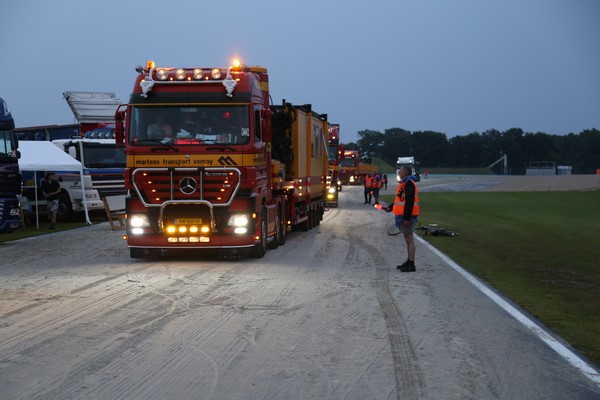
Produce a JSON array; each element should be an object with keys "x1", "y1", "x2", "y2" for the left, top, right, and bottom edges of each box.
[
  {"x1": 339, "y1": 149, "x2": 378, "y2": 185},
  {"x1": 115, "y1": 59, "x2": 329, "y2": 258},
  {"x1": 327, "y1": 123, "x2": 343, "y2": 191},
  {"x1": 338, "y1": 149, "x2": 359, "y2": 185}
]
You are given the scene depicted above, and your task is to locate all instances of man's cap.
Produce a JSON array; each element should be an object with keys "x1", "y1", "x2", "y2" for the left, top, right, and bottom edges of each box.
[{"x1": 45, "y1": 172, "x2": 55, "y2": 178}]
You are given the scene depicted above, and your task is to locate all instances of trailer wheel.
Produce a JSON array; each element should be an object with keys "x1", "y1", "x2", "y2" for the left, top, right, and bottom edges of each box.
[
  {"x1": 267, "y1": 208, "x2": 280, "y2": 250},
  {"x1": 316, "y1": 203, "x2": 322, "y2": 226},
  {"x1": 251, "y1": 206, "x2": 267, "y2": 258},
  {"x1": 279, "y1": 204, "x2": 287, "y2": 246}
]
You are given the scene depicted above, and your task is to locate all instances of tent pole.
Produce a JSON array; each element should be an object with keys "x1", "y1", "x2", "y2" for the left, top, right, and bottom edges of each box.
[
  {"x1": 34, "y1": 171, "x2": 39, "y2": 229},
  {"x1": 81, "y1": 168, "x2": 91, "y2": 225}
]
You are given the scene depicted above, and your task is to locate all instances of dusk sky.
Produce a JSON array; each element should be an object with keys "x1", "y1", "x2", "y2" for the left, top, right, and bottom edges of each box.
[{"x1": 2, "y1": 0, "x2": 599, "y2": 144}]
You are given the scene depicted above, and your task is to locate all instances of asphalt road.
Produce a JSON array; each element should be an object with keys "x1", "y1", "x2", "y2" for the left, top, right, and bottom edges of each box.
[{"x1": 0, "y1": 183, "x2": 598, "y2": 399}]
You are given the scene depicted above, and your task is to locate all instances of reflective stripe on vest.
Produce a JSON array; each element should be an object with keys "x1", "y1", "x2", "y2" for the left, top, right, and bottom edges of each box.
[{"x1": 392, "y1": 180, "x2": 420, "y2": 217}]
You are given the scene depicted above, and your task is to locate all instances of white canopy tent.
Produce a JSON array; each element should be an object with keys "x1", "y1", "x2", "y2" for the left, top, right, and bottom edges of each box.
[{"x1": 18, "y1": 141, "x2": 90, "y2": 228}]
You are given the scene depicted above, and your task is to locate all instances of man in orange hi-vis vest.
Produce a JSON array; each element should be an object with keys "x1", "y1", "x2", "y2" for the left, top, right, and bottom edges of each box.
[
  {"x1": 384, "y1": 166, "x2": 419, "y2": 272},
  {"x1": 372, "y1": 173, "x2": 382, "y2": 205},
  {"x1": 363, "y1": 173, "x2": 374, "y2": 204}
]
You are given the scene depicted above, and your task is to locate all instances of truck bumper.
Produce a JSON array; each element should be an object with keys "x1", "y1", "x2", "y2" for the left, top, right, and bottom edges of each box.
[
  {"x1": 0, "y1": 199, "x2": 22, "y2": 233},
  {"x1": 127, "y1": 232, "x2": 256, "y2": 250}
]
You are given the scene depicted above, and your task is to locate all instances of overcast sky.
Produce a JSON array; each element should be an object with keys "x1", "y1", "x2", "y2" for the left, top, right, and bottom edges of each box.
[{"x1": 2, "y1": 0, "x2": 599, "y2": 143}]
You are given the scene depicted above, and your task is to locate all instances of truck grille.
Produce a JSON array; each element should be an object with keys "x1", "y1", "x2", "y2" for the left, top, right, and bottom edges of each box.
[{"x1": 131, "y1": 168, "x2": 240, "y2": 207}]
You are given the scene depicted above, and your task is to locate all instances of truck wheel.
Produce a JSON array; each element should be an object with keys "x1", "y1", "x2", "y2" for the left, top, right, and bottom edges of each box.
[
  {"x1": 316, "y1": 203, "x2": 322, "y2": 226},
  {"x1": 251, "y1": 206, "x2": 267, "y2": 258},
  {"x1": 279, "y1": 205, "x2": 287, "y2": 246},
  {"x1": 267, "y1": 208, "x2": 282, "y2": 250},
  {"x1": 57, "y1": 193, "x2": 73, "y2": 222}
]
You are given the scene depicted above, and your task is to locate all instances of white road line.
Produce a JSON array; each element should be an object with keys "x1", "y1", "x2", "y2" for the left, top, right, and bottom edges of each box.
[{"x1": 417, "y1": 236, "x2": 600, "y2": 388}]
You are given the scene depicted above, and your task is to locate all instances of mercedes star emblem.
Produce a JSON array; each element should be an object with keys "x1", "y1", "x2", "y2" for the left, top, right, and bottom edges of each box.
[{"x1": 179, "y1": 177, "x2": 197, "y2": 195}]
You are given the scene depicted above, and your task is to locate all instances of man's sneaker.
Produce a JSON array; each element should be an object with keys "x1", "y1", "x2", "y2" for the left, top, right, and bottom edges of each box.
[{"x1": 397, "y1": 261, "x2": 416, "y2": 272}]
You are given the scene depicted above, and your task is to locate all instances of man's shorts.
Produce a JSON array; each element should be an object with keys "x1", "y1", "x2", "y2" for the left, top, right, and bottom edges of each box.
[
  {"x1": 47, "y1": 199, "x2": 59, "y2": 213},
  {"x1": 395, "y1": 215, "x2": 417, "y2": 234}
]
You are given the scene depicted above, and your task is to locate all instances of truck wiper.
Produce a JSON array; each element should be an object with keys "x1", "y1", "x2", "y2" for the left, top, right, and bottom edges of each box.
[
  {"x1": 150, "y1": 146, "x2": 179, "y2": 152},
  {"x1": 206, "y1": 145, "x2": 235, "y2": 152}
]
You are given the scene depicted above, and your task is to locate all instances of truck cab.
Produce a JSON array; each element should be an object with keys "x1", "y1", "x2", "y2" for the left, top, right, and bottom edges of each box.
[
  {"x1": 396, "y1": 156, "x2": 420, "y2": 182},
  {"x1": 0, "y1": 97, "x2": 21, "y2": 233}
]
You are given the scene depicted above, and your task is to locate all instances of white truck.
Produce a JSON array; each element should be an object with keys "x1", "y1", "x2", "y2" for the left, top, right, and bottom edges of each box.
[
  {"x1": 396, "y1": 156, "x2": 420, "y2": 182},
  {"x1": 19, "y1": 92, "x2": 125, "y2": 222},
  {"x1": 51, "y1": 135, "x2": 126, "y2": 219}
]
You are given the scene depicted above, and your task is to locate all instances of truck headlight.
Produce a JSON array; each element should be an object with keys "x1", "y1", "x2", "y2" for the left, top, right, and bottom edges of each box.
[
  {"x1": 156, "y1": 69, "x2": 169, "y2": 81},
  {"x1": 229, "y1": 214, "x2": 249, "y2": 234},
  {"x1": 129, "y1": 214, "x2": 151, "y2": 228},
  {"x1": 175, "y1": 68, "x2": 186, "y2": 80},
  {"x1": 211, "y1": 68, "x2": 222, "y2": 79},
  {"x1": 328, "y1": 187, "x2": 337, "y2": 194},
  {"x1": 228, "y1": 214, "x2": 249, "y2": 227},
  {"x1": 193, "y1": 68, "x2": 204, "y2": 80}
]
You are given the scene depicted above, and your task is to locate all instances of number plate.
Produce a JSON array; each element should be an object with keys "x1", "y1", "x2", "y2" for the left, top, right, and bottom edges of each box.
[{"x1": 175, "y1": 218, "x2": 202, "y2": 224}]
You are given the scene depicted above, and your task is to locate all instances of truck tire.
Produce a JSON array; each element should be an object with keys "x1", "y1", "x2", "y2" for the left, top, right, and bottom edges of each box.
[
  {"x1": 279, "y1": 205, "x2": 287, "y2": 246},
  {"x1": 316, "y1": 203, "x2": 322, "y2": 226},
  {"x1": 251, "y1": 206, "x2": 267, "y2": 258},
  {"x1": 267, "y1": 208, "x2": 282, "y2": 250},
  {"x1": 307, "y1": 206, "x2": 314, "y2": 230},
  {"x1": 57, "y1": 193, "x2": 73, "y2": 222}
]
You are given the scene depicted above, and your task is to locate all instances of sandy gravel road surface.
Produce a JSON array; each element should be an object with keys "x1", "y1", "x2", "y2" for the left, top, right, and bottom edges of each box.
[{"x1": 0, "y1": 176, "x2": 598, "y2": 399}]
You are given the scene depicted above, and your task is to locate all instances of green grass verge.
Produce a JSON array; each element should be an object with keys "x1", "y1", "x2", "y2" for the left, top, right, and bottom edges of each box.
[
  {"x1": 0, "y1": 213, "x2": 108, "y2": 243},
  {"x1": 381, "y1": 191, "x2": 600, "y2": 366}
]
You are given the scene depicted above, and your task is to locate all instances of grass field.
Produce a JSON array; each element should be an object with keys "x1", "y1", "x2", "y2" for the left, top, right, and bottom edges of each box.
[
  {"x1": 0, "y1": 212, "x2": 107, "y2": 243},
  {"x1": 381, "y1": 191, "x2": 600, "y2": 367}
]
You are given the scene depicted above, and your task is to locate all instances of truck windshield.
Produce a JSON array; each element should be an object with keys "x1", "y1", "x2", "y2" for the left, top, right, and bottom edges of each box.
[
  {"x1": 81, "y1": 142, "x2": 126, "y2": 168},
  {"x1": 340, "y1": 157, "x2": 356, "y2": 167},
  {"x1": 129, "y1": 106, "x2": 250, "y2": 146},
  {"x1": 0, "y1": 130, "x2": 18, "y2": 162},
  {"x1": 328, "y1": 145, "x2": 338, "y2": 161}
]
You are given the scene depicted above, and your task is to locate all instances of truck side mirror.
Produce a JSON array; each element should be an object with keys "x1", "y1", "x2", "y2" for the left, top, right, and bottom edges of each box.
[
  {"x1": 261, "y1": 109, "x2": 272, "y2": 142},
  {"x1": 115, "y1": 108, "x2": 126, "y2": 144}
]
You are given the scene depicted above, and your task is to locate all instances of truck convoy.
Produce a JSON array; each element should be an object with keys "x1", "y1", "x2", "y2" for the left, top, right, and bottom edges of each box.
[
  {"x1": 115, "y1": 59, "x2": 329, "y2": 258},
  {"x1": 0, "y1": 97, "x2": 21, "y2": 233},
  {"x1": 396, "y1": 156, "x2": 420, "y2": 182}
]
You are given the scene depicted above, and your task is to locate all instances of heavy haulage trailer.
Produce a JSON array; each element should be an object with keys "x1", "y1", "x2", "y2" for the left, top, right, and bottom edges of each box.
[{"x1": 115, "y1": 59, "x2": 329, "y2": 258}]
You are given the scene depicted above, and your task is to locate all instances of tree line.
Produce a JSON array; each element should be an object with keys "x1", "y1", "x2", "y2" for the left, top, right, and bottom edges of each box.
[{"x1": 345, "y1": 128, "x2": 600, "y2": 175}]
